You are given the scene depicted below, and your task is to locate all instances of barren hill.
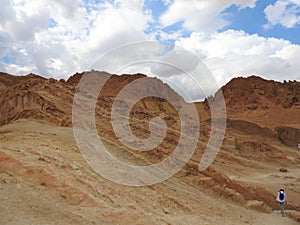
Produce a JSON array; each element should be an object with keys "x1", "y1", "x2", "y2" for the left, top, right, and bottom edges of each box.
[
  {"x1": 221, "y1": 76, "x2": 299, "y2": 110},
  {"x1": 0, "y1": 72, "x2": 300, "y2": 224},
  {"x1": 210, "y1": 75, "x2": 300, "y2": 129}
]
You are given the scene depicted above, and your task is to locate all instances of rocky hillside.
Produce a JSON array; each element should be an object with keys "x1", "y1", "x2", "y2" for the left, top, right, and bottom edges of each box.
[
  {"x1": 206, "y1": 75, "x2": 300, "y2": 148},
  {"x1": 0, "y1": 72, "x2": 73, "y2": 126},
  {"x1": 0, "y1": 72, "x2": 300, "y2": 224},
  {"x1": 1, "y1": 71, "x2": 299, "y2": 149},
  {"x1": 219, "y1": 76, "x2": 299, "y2": 110},
  {"x1": 0, "y1": 71, "x2": 184, "y2": 127}
]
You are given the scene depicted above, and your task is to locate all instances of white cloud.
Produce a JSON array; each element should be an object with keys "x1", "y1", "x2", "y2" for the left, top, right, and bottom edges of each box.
[
  {"x1": 151, "y1": 45, "x2": 200, "y2": 77},
  {"x1": 159, "y1": 0, "x2": 257, "y2": 32},
  {"x1": 0, "y1": 0, "x2": 152, "y2": 78},
  {"x1": 162, "y1": 0, "x2": 173, "y2": 6},
  {"x1": 0, "y1": 0, "x2": 49, "y2": 42},
  {"x1": 1, "y1": 63, "x2": 37, "y2": 75},
  {"x1": 176, "y1": 30, "x2": 300, "y2": 88},
  {"x1": 0, "y1": 0, "x2": 16, "y2": 26},
  {"x1": 0, "y1": 0, "x2": 299, "y2": 102},
  {"x1": 86, "y1": 1, "x2": 151, "y2": 53},
  {"x1": 264, "y1": 0, "x2": 300, "y2": 28}
]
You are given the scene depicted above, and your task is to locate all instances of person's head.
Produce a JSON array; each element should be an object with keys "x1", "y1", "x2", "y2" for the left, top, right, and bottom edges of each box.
[{"x1": 280, "y1": 187, "x2": 285, "y2": 192}]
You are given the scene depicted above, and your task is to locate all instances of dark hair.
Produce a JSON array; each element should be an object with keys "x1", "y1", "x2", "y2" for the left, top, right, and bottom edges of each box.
[{"x1": 280, "y1": 188, "x2": 284, "y2": 192}]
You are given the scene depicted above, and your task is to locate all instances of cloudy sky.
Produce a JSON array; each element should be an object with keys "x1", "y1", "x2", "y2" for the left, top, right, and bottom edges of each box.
[{"x1": 0, "y1": 0, "x2": 300, "y2": 99}]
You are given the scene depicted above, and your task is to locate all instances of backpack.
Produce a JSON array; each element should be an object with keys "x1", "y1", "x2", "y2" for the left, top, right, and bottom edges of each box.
[{"x1": 279, "y1": 191, "x2": 284, "y2": 201}]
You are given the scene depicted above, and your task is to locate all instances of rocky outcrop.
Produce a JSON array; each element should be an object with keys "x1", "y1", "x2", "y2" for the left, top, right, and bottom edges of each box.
[
  {"x1": 0, "y1": 73, "x2": 73, "y2": 126},
  {"x1": 186, "y1": 162, "x2": 281, "y2": 210},
  {"x1": 276, "y1": 126, "x2": 300, "y2": 148},
  {"x1": 227, "y1": 119, "x2": 275, "y2": 138},
  {"x1": 212, "y1": 76, "x2": 300, "y2": 110},
  {"x1": 0, "y1": 151, "x2": 97, "y2": 206}
]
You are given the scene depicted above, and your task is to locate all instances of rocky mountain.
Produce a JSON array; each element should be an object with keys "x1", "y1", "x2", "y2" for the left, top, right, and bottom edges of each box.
[
  {"x1": 202, "y1": 75, "x2": 300, "y2": 149},
  {"x1": 210, "y1": 75, "x2": 300, "y2": 130},
  {"x1": 0, "y1": 71, "x2": 300, "y2": 224},
  {"x1": 221, "y1": 76, "x2": 299, "y2": 110}
]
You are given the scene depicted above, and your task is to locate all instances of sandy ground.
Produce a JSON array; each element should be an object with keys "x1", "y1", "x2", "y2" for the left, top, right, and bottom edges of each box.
[
  {"x1": 0, "y1": 120, "x2": 299, "y2": 225},
  {"x1": 1, "y1": 178, "x2": 298, "y2": 225}
]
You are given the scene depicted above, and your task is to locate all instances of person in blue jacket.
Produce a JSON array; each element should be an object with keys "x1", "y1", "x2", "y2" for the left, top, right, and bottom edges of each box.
[{"x1": 276, "y1": 188, "x2": 287, "y2": 217}]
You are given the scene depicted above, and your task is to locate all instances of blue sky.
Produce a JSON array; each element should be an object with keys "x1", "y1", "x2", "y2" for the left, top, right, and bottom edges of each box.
[
  {"x1": 144, "y1": 0, "x2": 300, "y2": 44},
  {"x1": 0, "y1": 0, "x2": 299, "y2": 99},
  {"x1": 222, "y1": 0, "x2": 300, "y2": 44}
]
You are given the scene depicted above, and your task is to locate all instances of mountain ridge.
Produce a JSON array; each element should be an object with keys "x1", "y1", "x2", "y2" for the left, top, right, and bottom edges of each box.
[{"x1": 1, "y1": 70, "x2": 299, "y2": 148}]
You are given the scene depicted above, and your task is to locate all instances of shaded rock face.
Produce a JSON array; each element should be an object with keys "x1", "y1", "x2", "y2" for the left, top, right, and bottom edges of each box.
[
  {"x1": 276, "y1": 126, "x2": 300, "y2": 148},
  {"x1": 226, "y1": 119, "x2": 275, "y2": 138}
]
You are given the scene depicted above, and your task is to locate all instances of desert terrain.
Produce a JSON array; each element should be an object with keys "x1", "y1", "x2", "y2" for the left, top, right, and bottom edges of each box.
[{"x1": 0, "y1": 71, "x2": 299, "y2": 224}]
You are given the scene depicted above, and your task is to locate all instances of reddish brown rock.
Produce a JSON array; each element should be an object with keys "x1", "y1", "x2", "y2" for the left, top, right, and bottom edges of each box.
[
  {"x1": 245, "y1": 200, "x2": 272, "y2": 213},
  {"x1": 255, "y1": 187, "x2": 277, "y2": 209}
]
